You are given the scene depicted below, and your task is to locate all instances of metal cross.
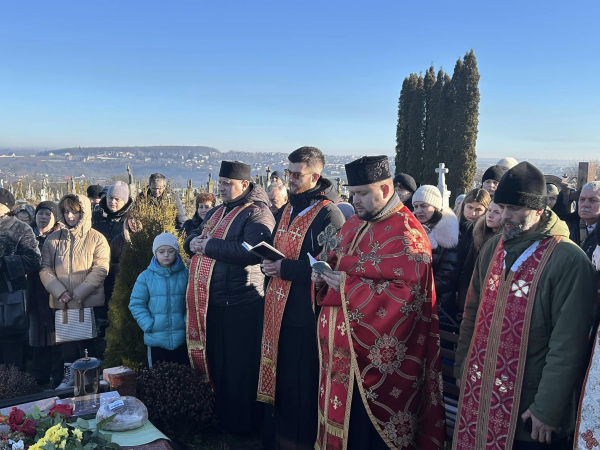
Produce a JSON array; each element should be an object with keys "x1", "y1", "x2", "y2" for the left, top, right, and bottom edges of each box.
[{"x1": 317, "y1": 223, "x2": 341, "y2": 261}]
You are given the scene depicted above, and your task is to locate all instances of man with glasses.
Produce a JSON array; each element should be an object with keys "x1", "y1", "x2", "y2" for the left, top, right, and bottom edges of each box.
[
  {"x1": 259, "y1": 147, "x2": 345, "y2": 450},
  {"x1": 185, "y1": 161, "x2": 275, "y2": 434},
  {"x1": 137, "y1": 173, "x2": 187, "y2": 229}
]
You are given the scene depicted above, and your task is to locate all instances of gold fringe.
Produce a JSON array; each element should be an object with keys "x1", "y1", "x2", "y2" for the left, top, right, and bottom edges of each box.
[{"x1": 256, "y1": 394, "x2": 274, "y2": 405}]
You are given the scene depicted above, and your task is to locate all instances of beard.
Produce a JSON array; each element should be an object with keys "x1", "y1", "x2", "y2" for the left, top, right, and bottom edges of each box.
[{"x1": 501, "y1": 211, "x2": 539, "y2": 240}]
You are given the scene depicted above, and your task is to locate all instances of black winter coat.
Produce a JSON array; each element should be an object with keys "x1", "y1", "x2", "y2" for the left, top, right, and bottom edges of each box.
[
  {"x1": 0, "y1": 215, "x2": 41, "y2": 294},
  {"x1": 181, "y1": 213, "x2": 203, "y2": 238},
  {"x1": 272, "y1": 179, "x2": 345, "y2": 328},
  {"x1": 92, "y1": 197, "x2": 133, "y2": 244},
  {"x1": 581, "y1": 226, "x2": 598, "y2": 262},
  {"x1": 28, "y1": 223, "x2": 63, "y2": 347},
  {"x1": 184, "y1": 184, "x2": 275, "y2": 306},
  {"x1": 137, "y1": 190, "x2": 187, "y2": 230}
]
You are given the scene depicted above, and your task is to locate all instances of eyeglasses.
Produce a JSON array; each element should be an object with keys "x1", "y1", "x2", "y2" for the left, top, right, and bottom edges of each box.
[{"x1": 285, "y1": 169, "x2": 313, "y2": 180}]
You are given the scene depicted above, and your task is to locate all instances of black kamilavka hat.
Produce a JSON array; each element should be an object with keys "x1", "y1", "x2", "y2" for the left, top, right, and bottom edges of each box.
[
  {"x1": 345, "y1": 156, "x2": 391, "y2": 187},
  {"x1": 494, "y1": 162, "x2": 547, "y2": 209},
  {"x1": 219, "y1": 161, "x2": 252, "y2": 181}
]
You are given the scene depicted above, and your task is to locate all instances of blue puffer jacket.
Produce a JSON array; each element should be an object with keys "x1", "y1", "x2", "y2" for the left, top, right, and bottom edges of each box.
[{"x1": 129, "y1": 256, "x2": 189, "y2": 350}]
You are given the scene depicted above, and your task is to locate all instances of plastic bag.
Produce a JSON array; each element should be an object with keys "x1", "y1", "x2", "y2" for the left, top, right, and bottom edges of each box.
[{"x1": 96, "y1": 396, "x2": 148, "y2": 431}]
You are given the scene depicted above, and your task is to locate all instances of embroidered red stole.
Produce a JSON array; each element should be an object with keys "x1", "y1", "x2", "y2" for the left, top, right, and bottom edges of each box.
[
  {"x1": 316, "y1": 205, "x2": 446, "y2": 450},
  {"x1": 453, "y1": 236, "x2": 560, "y2": 450},
  {"x1": 575, "y1": 326, "x2": 600, "y2": 450},
  {"x1": 257, "y1": 200, "x2": 330, "y2": 405},
  {"x1": 186, "y1": 203, "x2": 251, "y2": 383}
]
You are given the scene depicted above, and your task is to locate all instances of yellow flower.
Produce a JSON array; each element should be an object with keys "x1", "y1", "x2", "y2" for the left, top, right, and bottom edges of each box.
[
  {"x1": 59, "y1": 440, "x2": 66, "y2": 449},
  {"x1": 73, "y1": 428, "x2": 83, "y2": 441}
]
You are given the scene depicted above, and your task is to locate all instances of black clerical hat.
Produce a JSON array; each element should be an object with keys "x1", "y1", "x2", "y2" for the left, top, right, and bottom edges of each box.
[
  {"x1": 219, "y1": 161, "x2": 252, "y2": 181},
  {"x1": 494, "y1": 162, "x2": 547, "y2": 209},
  {"x1": 345, "y1": 156, "x2": 391, "y2": 187}
]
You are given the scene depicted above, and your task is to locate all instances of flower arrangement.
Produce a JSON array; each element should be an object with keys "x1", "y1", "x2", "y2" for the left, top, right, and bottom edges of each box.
[{"x1": 0, "y1": 403, "x2": 120, "y2": 450}]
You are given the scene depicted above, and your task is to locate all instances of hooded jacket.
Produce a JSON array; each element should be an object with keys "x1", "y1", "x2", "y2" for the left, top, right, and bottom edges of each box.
[
  {"x1": 92, "y1": 196, "x2": 134, "y2": 244},
  {"x1": 0, "y1": 215, "x2": 41, "y2": 295},
  {"x1": 455, "y1": 210, "x2": 597, "y2": 442},
  {"x1": 184, "y1": 183, "x2": 275, "y2": 306},
  {"x1": 40, "y1": 194, "x2": 110, "y2": 309},
  {"x1": 276, "y1": 177, "x2": 345, "y2": 327},
  {"x1": 129, "y1": 256, "x2": 188, "y2": 350}
]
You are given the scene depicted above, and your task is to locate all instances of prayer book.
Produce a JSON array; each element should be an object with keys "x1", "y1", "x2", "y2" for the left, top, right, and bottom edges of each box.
[
  {"x1": 242, "y1": 241, "x2": 285, "y2": 261},
  {"x1": 308, "y1": 253, "x2": 335, "y2": 275}
]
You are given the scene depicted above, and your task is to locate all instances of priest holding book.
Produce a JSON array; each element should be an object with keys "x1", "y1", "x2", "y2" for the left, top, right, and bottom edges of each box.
[
  {"x1": 259, "y1": 146, "x2": 345, "y2": 450},
  {"x1": 184, "y1": 160, "x2": 275, "y2": 434},
  {"x1": 313, "y1": 156, "x2": 445, "y2": 450}
]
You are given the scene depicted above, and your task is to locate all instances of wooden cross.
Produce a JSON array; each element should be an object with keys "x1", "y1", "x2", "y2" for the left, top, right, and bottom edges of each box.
[
  {"x1": 289, "y1": 227, "x2": 302, "y2": 241},
  {"x1": 317, "y1": 223, "x2": 341, "y2": 261}
]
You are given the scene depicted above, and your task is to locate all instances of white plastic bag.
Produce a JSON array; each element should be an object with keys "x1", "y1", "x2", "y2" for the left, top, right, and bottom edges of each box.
[{"x1": 96, "y1": 396, "x2": 148, "y2": 431}]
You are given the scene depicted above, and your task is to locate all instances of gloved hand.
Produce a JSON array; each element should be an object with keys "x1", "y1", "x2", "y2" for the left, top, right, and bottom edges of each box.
[{"x1": 592, "y1": 245, "x2": 600, "y2": 271}]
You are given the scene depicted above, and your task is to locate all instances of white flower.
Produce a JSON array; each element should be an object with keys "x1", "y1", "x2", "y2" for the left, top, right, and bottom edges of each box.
[{"x1": 9, "y1": 440, "x2": 25, "y2": 450}]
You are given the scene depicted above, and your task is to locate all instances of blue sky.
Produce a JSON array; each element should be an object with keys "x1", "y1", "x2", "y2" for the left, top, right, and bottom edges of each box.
[{"x1": 0, "y1": 0, "x2": 598, "y2": 158}]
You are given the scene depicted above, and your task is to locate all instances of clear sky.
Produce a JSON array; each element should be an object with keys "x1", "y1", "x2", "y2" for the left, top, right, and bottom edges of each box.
[{"x1": 0, "y1": 0, "x2": 598, "y2": 158}]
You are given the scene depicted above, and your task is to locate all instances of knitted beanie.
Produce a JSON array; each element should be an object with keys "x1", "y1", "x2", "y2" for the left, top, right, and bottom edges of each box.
[
  {"x1": 87, "y1": 184, "x2": 104, "y2": 199},
  {"x1": 496, "y1": 157, "x2": 519, "y2": 170},
  {"x1": 482, "y1": 165, "x2": 504, "y2": 183},
  {"x1": 495, "y1": 162, "x2": 547, "y2": 209},
  {"x1": 413, "y1": 185, "x2": 443, "y2": 211},
  {"x1": 107, "y1": 181, "x2": 130, "y2": 201},
  {"x1": 152, "y1": 232, "x2": 180, "y2": 255},
  {"x1": 35, "y1": 201, "x2": 58, "y2": 219},
  {"x1": 393, "y1": 173, "x2": 418, "y2": 193},
  {"x1": 0, "y1": 188, "x2": 15, "y2": 209}
]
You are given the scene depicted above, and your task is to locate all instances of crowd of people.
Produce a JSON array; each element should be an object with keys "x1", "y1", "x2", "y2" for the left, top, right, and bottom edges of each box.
[{"x1": 2, "y1": 149, "x2": 600, "y2": 450}]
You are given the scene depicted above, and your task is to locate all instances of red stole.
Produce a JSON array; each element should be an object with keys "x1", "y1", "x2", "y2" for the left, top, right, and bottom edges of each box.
[
  {"x1": 257, "y1": 200, "x2": 330, "y2": 405},
  {"x1": 186, "y1": 203, "x2": 251, "y2": 384},
  {"x1": 453, "y1": 236, "x2": 560, "y2": 450},
  {"x1": 316, "y1": 205, "x2": 446, "y2": 450}
]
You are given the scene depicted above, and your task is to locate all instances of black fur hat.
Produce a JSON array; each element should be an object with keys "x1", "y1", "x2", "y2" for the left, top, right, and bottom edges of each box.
[{"x1": 494, "y1": 162, "x2": 547, "y2": 209}]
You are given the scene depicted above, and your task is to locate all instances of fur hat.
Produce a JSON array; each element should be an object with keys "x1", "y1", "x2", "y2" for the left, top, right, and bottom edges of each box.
[
  {"x1": 482, "y1": 165, "x2": 504, "y2": 183},
  {"x1": 107, "y1": 181, "x2": 130, "y2": 201},
  {"x1": 393, "y1": 173, "x2": 417, "y2": 193},
  {"x1": 152, "y1": 232, "x2": 180, "y2": 255},
  {"x1": 0, "y1": 188, "x2": 15, "y2": 210},
  {"x1": 345, "y1": 156, "x2": 391, "y2": 186},
  {"x1": 413, "y1": 185, "x2": 443, "y2": 211},
  {"x1": 494, "y1": 162, "x2": 547, "y2": 209}
]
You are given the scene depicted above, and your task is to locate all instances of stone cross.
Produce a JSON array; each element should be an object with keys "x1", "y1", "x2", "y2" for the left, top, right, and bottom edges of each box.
[
  {"x1": 266, "y1": 167, "x2": 271, "y2": 187},
  {"x1": 435, "y1": 163, "x2": 451, "y2": 210}
]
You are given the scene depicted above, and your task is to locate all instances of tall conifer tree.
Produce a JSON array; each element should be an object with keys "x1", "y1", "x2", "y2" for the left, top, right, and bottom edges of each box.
[
  {"x1": 422, "y1": 65, "x2": 438, "y2": 185},
  {"x1": 406, "y1": 74, "x2": 425, "y2": 182},
  {"x1": 395, "y1": 74, "x2": 418, "y2": 174}
]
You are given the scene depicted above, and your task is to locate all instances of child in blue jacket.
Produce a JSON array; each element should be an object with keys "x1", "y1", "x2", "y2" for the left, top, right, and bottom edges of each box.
[{"x1": 129, "y1": 233, "x2": 189, "y2": 366}]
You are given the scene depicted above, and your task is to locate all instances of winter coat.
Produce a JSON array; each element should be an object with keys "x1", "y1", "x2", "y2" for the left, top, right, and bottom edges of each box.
[
  {"x1": 272, "y1": 179, "x2": 345, "y2": 328},
  {"x1": 272, "y1": 202, "x2": 289, "y2": 230},
  {"x1": 184, "y1": 183, "x2": 275, "y2": 307},
  {"x1": 457, "y1": 215, "x2": 499, "y2": 313},
  {"x1": 40, "y1": 194, "x2": 110, "y2": 310},
  {"x1": 425, "y1": 209, "x2": 460, "y2": 333},
  {"x1": 129, "y1": 256, "x2": 188, "y2": 350},
  {"x1": 137, "y1": 190, "x2": 187, "y2": 230},
  {"x1": 92, "y1": 196, "x2": 133, "y2": 245},
  {"x1": 455, "y1": 209, "x2": 597, "y2": 442},
  {"x1": 0, "y1": 214, "x2": 41, "y2": 342},
  {"x1": 0, "y1": 215, "x2": 41, "y2": 294},
  {"x1": 181, "y1": 213, "x2": 203, "y2": 238},
  {"x1": 581, "y1": 224, "x2": 598, "y2": 261},
  {"x1": 28, "y1": 222, "x2": 64, "y2": 347}
]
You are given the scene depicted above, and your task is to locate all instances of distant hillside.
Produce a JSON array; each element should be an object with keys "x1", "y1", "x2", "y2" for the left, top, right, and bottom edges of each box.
[{"x1": 37, "y1": 145, "x2": 220, "y2": 157}]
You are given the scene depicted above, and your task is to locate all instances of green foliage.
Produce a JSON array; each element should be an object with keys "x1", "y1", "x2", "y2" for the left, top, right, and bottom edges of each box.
[
  {"x1": 0, "y1": 365, "x2": 43, "y2": 400},
  {"x1": 394, "y1": 50, "x2": 480, "y2": 199},
  {"x1": 103, "y1": 195, "x2": 187, "y2": 371},
  {"x1": 136, "y1": 362, "x2": 217, "y2": 438}
]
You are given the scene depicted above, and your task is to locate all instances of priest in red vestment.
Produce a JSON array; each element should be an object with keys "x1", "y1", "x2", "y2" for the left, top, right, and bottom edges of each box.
[{"x1": 313, "y1": 156, "x2": 446, "y2": 450}]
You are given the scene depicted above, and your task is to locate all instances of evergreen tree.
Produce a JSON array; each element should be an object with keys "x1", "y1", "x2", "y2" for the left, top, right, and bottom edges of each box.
[
  {"x1": 395, "y1": 75, "x2": 418, "y2": 174},
  {"x1": 405, "y1": 74, "x2": 425, "y2": 182},
  {"x1": 104, "y1": 196, "x2": 187, "y2": 371},
  {"x1": 421, "y1": 66, "x2": 438, "y2": 185}
]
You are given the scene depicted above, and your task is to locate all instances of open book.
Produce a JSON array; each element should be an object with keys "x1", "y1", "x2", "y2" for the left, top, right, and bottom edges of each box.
[
  {"x1": 242, "y1": 241, "x2": 285, "y2": 261},
  {"x1": 308, "y1": 253, "x2": 335, "y2": 275}
]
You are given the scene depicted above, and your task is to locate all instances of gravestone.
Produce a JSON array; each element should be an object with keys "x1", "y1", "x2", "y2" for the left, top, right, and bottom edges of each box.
[{"x1": 435, "y1": 163, "x2": 451, "y2": 209}]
